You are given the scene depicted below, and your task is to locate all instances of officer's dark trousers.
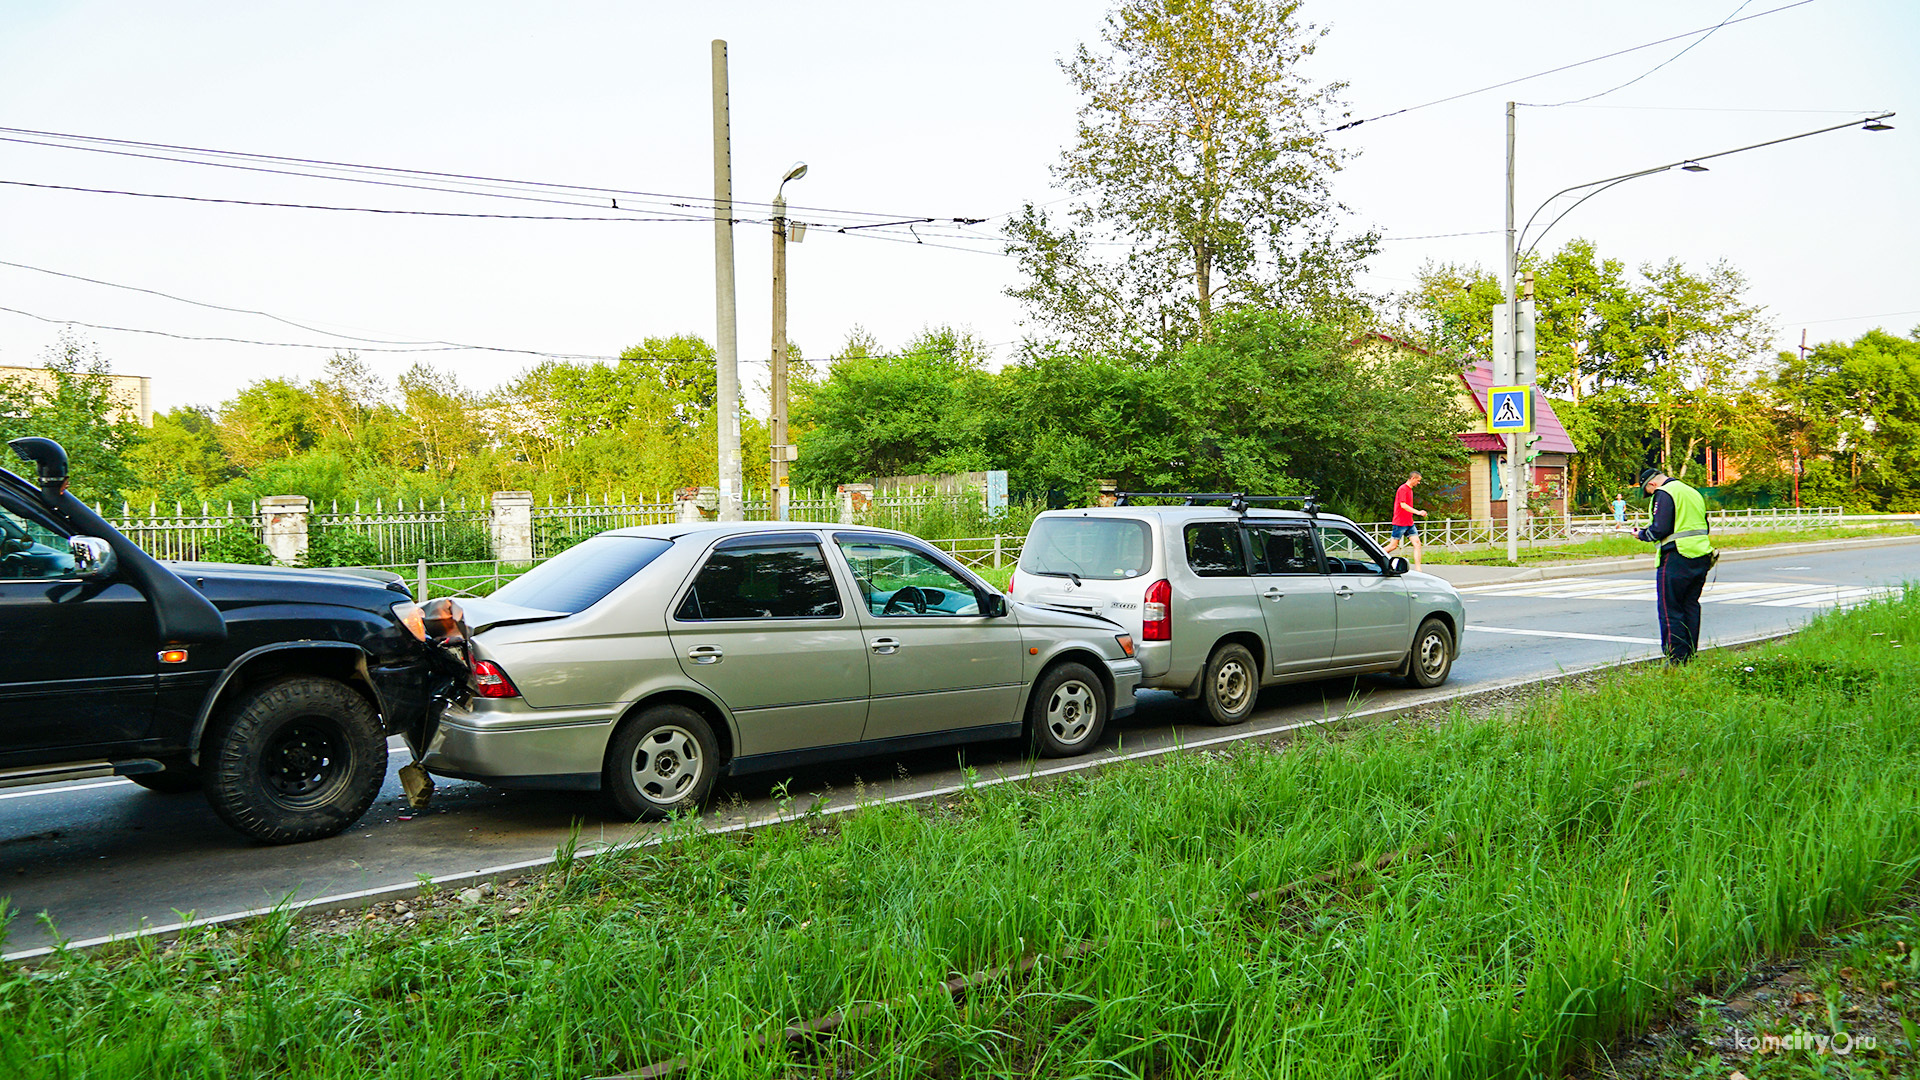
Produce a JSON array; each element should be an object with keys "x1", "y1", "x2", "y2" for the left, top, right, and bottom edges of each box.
[{"x1": 1655, "y1": 550, "x2": 1712, "y2": 663}]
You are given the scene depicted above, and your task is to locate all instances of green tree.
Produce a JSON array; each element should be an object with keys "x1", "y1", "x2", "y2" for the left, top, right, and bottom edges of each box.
[
  {"x1": 0, "y1": 331, "x2": 142, "y2": 503},
  {"x1": 792, "y1": 328, "x2": 997, "y2": 486},
  {"x1": 1006, "y1": 0, "x2": 1373, "y2": 355},
  {"x1": 1771, "y1": 328, "x2": 1920, "y2": 510}
]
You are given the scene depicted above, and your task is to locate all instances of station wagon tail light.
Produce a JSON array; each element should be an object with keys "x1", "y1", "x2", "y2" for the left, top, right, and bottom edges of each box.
[
  {"x1": 471, "y1": 660, "x2": 521, "y2": 699},
  {"x1": 1114, "y1": 634, "x2": 1136, "y2": 657},
  {"x1": 1142, "y1": 579, "x2": 1172, "y2": 641}
]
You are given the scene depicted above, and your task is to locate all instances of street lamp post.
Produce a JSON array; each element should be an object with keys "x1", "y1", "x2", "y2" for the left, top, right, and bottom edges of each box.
[
  {"x1": 1498, "y1": 107, "x2": 1895, "y2": 563},
  {"x1": 770, "y1": 162, "x2": 807, "y2": 522}
]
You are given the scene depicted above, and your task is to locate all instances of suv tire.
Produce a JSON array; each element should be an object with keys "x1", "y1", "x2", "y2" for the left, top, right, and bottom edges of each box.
[
  {"x1": 605, "y1": 704, "x2": 720, "y2": 821},
  {"x1": 204, "y1": 676, "x2": 388, "y2": 844},
  {"x1": 1405, "y1": 618, "x2": 1454, "y2": 688},
  {"x1": 1202, "y1": 642, "x2": 1260, "y2": 725},
  {"x1": 1028, "y1": 661, "x2": 1109, "y2": 758}
]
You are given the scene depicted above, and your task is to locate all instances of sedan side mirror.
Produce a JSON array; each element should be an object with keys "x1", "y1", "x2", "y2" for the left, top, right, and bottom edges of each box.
[
  {"x1": 70, "y1": 536, "x2": 118, "y2": 579},
  {"x1": 981, "y1": 592, "x2": 1010, "y2": 618},
  {"x1": 1386, "y1": 556, "x2": 1411, "y2": 576}
]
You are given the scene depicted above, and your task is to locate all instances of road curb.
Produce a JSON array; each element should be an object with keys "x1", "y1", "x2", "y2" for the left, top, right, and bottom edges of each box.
[
  {"x1": 1431, "y1": 532, "x2": 1920, "y2": 587},
  {"x1": 0, "y1": 627, "x2": 1802, "y2": 966}
]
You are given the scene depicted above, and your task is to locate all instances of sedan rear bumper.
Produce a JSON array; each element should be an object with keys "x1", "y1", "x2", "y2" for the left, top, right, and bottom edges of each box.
[{"x1": 420, "y1": 699, "x2": 619, "y2": 789}]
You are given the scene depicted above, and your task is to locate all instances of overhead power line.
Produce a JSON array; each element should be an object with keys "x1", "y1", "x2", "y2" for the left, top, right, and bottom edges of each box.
[
  {"x1": 1330, "y1": 0, "x2": 1816, "y2": 132},
  {"x1": 1523, "y1": 0, "x2": 1759, "y2": 108},
  {"x1": 0, "y1": 178, "x2": 698, "y2": 220}
]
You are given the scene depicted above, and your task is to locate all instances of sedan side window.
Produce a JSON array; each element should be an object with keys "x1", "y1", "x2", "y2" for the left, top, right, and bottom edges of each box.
[
  {"x1": 1184, "y1": 523, "x2": 1247, "y2": 577},
  {"x1": 1247, "y1": 526, "x2": 1320, "y2": 575},
  {"x1": 1314, "y1": 526, "x2": 1385, "y2": 576},
  {"x1": 674, "y1": 544, "x2": 842, "y2": 621},
  {"x1": 0, "y1": 503, "x2": 76, "y2": 581},
  {"x1": 836, "y1": 539, "x2": 982, "y2": 617}
]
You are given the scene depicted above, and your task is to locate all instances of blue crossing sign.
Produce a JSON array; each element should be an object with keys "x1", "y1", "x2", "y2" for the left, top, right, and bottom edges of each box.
[{"x1": 1487, "y1": 386, "x2": 1532, "y2": 434}]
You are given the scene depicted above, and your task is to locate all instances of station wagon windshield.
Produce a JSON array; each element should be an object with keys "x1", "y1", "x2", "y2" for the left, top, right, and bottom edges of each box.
[
  {"x1": 491, "y1": 536, "x2": 673, "y2": 613},
  {"x1": 1019, "y1": 517, "x2": 1152, "y2": 580}
]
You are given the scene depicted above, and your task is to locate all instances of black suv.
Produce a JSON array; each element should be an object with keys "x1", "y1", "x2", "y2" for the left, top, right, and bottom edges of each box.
[{"x1": 0, "y1": 438, "x2": 460, "y2": 843}]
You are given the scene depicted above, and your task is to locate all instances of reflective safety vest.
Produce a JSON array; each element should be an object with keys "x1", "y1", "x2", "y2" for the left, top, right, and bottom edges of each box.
[{"x1": 1660, "y1": 479, "x2": 1713, "y2": 559}]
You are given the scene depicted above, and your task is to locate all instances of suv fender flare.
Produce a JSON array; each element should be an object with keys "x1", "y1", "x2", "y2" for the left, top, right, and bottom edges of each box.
[{"x1": 187, "y1": 641, "x2": 373, "y2": 766}]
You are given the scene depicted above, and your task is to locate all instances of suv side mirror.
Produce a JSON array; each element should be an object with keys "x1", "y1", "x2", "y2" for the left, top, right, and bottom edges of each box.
[
  {"x1": 70, "y1": 535, "x2": 118, "y2": 579},
  {"x1": 1386, "y1": 556, "x2": 1411, "y2": 576},
  {"x1": 981, "y1": 592, "x2": 1010, "y2": 618}
]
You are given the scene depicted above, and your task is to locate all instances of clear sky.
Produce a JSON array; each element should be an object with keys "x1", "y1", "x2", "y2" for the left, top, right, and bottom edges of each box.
[{"x1": 0, "y1": 0, "x2": 1912, "y2": 415}]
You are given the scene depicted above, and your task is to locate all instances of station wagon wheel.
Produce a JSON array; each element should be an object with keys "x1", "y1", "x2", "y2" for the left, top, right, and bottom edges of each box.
[
  {"x1": 1202, "y1": 641, "x2": 1259, "y2": 725},
  {"x1": 1028, "y1": 662, "x2": 1109, "y2": 758},
  {"x1": 1406, "y1": 618, "x2": 1454, "y2": 689},
  {"x1": 605, "y1": 704, "x2": 720, "y2": 821}
]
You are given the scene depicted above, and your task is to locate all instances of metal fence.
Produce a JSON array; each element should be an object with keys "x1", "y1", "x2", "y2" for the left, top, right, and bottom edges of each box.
[
  {"x1": 744, "y1": 488, "x2": 840, "y2": 523},
  {"x1": 528, "y1": 494, "x2": 679, "y2": 559},
  {"x1": 1350, "y1": 506, "x2": 1845, "y2": 549},
  {"x1": 312, "y1": 498, "x2": 490, "y2": 565},
  {"x1": 99, "y1": 501, "x2": 262, "y2": 562}
]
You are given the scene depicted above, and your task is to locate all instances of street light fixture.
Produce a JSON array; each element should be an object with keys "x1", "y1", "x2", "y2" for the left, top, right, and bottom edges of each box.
[
  {"x1": 770, "y1": 162, "x2": 808, "y2": 522},
  {"x1": 1497, "y1": 107, "x2": 1896, "y2": 561}
]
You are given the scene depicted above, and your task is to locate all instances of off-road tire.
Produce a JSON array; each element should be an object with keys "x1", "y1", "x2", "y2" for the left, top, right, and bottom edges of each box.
[
  {"x1": 1027, "y1": 662, "x2": 1109, "y2": 758},
  {"x1": 1405, "y1": 618, "x2": 1454, "y2": 689},
  {"x1": 605, "y1": 704, "x2": 720, "y2": 821},
  {"x1": 203, "y1": 676, "x2": 387, "y2": 844},
  {"x1": 128, "y1": 765, "x2": 203, "y2": 794},
  {"x1": 1202, "y1": 641, "x2": 1260, "y2": 725}
]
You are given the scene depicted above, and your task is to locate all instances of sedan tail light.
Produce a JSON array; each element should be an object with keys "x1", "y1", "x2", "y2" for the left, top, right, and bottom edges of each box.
[
  {"x1": 471, "y1": 660, "x2": 521, "y2": 699},
  {"x1": 1142, "y1": 579, "x2": 1172, "y2": 641}
]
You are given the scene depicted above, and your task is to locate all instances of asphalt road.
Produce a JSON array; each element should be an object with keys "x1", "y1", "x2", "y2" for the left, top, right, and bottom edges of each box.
[{"x1": 3, "y1": 539, "x2": 1912, "y2": 959}]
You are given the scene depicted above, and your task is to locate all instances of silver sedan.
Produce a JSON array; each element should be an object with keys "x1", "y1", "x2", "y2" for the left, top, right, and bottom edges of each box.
[{"x1": 419, "y1": 522, "x2": 1143, "y2": 819}]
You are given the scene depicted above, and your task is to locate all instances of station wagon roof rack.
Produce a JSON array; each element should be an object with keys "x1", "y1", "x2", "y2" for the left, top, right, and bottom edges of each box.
[{"x1": 1112, "y1": 491, "x2": 1318, "y2": 516}]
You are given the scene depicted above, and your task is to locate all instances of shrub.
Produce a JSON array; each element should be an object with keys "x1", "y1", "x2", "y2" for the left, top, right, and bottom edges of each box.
[{"x1": 200, "y1": 519, "x2": 272, "y2": 565}]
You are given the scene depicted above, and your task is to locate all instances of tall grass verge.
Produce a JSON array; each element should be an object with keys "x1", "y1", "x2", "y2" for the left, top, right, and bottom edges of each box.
[{"x1": 2, "y1": 592, "x2": 1915, "y2": 1077}]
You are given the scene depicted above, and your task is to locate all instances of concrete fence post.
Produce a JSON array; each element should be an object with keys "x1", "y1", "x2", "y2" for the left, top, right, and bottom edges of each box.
[
  {"x1": 836, "y1": 483, "x2": 873, "y2": 525},
  {"x1": 260, "y1": 495, "x2": 310, "y2": 566},
  {"x1": 491, "y1": 491, "x2": 534, "y2": 565}
]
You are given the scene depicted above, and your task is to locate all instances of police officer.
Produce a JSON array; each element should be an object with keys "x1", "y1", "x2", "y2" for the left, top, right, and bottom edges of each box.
[{"x1": 1619, "y1": 466, "x2": 1715, "y2": 663}]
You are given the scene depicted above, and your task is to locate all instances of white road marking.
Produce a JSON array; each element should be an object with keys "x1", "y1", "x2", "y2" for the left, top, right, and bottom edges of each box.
[
  {"x1": 0, "y1": 780, "x2": 130, "y2": 802},
  {"x1": 1470, "y1": 626, "x2": 1662, "y2": 645},
  {"x1": 1464, "y1": 579, "x2": 1902, "y2": 610}
]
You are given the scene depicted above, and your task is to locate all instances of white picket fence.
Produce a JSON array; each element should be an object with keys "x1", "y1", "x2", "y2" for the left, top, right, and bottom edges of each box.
[{"x1": 1350, "y1": 506, "x2": 1845, "y2": 550}]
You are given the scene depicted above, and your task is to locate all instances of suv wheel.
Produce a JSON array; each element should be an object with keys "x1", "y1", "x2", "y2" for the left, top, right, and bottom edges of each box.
[
  {"x1": 1202, "y1": 642, "x2": 1260, "y2": 725},
  {"x1": 605, "y1": 704, "x2": 720, "y2": 821},
  {"x1": 204, "y1": 676, "x2": 387, "y2": 844},
  {"x1": 1028, "y1": 662, "x2": 1109, "y2": 758},
  {"x1": 1405, "y1": 618, "x2": 1454, "y2": 688}
]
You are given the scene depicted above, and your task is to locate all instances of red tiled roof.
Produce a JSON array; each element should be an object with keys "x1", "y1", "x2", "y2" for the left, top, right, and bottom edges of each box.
[{"x1": 1458, "y1": 360, "x2": 1579, "y2": 454}]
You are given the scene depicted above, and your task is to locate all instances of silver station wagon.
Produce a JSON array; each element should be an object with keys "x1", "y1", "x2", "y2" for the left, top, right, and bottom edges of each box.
[
  {"x1": 1010, "y1": 496, "x2": 1466, "y2": 725},
  {"x1": 419, "y1": 522, "x2": 1143, "y2": 819}
]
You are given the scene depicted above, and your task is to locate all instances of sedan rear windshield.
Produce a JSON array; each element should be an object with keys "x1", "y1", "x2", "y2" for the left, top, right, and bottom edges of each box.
[
  {"x1": 1019, "y1": 517, "x2": 1153, "y2": 580},
  {"x1": 490, "y1": 536, "x2": 674, "y2": 614}
]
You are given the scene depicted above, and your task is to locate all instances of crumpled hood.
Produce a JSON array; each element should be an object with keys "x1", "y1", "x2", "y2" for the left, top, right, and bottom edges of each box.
[{"x1": 456, "y1": 595, "x2": 571, "y2": 635}]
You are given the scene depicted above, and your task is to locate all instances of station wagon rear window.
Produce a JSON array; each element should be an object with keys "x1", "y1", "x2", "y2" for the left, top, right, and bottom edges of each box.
[
  {"x1": 1019, "y1": 517, "x2": 1152, "y2": 580},
  {"x1": 490, "y1": 536, "x2": 673, "y2": 614}
]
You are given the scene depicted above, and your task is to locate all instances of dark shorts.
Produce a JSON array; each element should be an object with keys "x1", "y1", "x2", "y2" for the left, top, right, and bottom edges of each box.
[{"x1": 1391, "y1": 524, "x2": 1419, "y2": 539}]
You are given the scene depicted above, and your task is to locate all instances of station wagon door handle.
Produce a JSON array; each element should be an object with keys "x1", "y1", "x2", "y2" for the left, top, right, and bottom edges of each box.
[
  {"x1": 1262, "y1": 588, "x2": 1285, "y2": 600},
  {"x1": 1333, "y1": 585, "x2": 1353, "y2": 599},
  {"x1": 869, "y1": 637, "x2": 901, "y2": 655},
  {"x1": 686, "y1": 645, "x2": 724, "y2": 664}
]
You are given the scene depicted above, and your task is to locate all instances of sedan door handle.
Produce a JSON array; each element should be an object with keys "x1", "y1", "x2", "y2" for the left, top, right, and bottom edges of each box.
[
  {"x1": 869, "y1": 637, "x2": 901, "y2": 655},
  {"x1": 1334, "y1": 585, "x2": 1353, "y2": 599},
  {"x1": 686, "y1": 645, "x2": 724, "y2": 664},
  {"x1": 1262, "y1": 588, "x2": 1286, "y2": 600}
]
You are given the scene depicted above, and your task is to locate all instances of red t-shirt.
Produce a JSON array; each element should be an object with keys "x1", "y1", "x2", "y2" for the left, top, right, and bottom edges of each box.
[{"x1": 1392, "y1": 482, "x2": 1415, "y2": 526}]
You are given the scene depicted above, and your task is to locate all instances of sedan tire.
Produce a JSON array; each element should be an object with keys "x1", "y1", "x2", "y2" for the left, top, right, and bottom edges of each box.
[
  {"x1": 605, "y1": 704, "x2": 720, "y2": 821},
  {"x1": 1405, "y1": 617, "x2": 1454, "y2": 688},
  {"x1": 1028, "y1": 662, "x2": 1109, "y2": 758},
  {"x1": 1201, "y1": 641, "x2": 1260, "y2": 725},
  {"x1": 204, "y1": 676, "x2": 387, "y2": 844}
]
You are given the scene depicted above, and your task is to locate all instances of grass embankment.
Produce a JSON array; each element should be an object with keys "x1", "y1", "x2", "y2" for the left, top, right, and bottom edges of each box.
[
  {"x1": 1424, "y1": 522, "x2": 1920, "y2": 566},
  {"x1": 4, "y1": 595, "x2": 1917, "y2": 1077}
]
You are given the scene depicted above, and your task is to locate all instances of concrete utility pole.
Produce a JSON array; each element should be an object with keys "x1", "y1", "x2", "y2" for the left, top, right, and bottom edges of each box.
[
  {"x1": 711, "y1": 39, "x2": 743, "y2": 522},
  {"x1": 770, "y1": 163, "x2": 807, "y2": 522},
  {"x1": 1503, "y1": 100, "x2": 1521, "y2": 564}
]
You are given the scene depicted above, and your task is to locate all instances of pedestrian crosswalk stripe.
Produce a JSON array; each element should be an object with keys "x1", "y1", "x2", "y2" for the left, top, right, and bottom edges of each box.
[{"x1": 1460, "y1": 579, "x2": 1901, "y2": 610}]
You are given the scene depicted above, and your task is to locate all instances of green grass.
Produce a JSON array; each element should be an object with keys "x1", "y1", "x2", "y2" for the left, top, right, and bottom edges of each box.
[
  {"x1": 4, "y1": 593, "x2": 1918, "y2": 1077},
  {"x1": 1423, "y1": 523, "x2": 1920, "y2": 566}
]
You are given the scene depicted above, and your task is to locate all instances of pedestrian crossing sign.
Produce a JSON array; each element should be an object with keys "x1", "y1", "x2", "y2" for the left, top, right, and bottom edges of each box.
[{"x1": 1487, "y1": 386, "x2": 1532, "y2": 433}]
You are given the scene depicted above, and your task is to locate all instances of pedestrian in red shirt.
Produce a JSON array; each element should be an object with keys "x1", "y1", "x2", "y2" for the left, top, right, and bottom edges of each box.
[{"x1": 1383, "y1": 470, "x2": 1427, "y2": 569}]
